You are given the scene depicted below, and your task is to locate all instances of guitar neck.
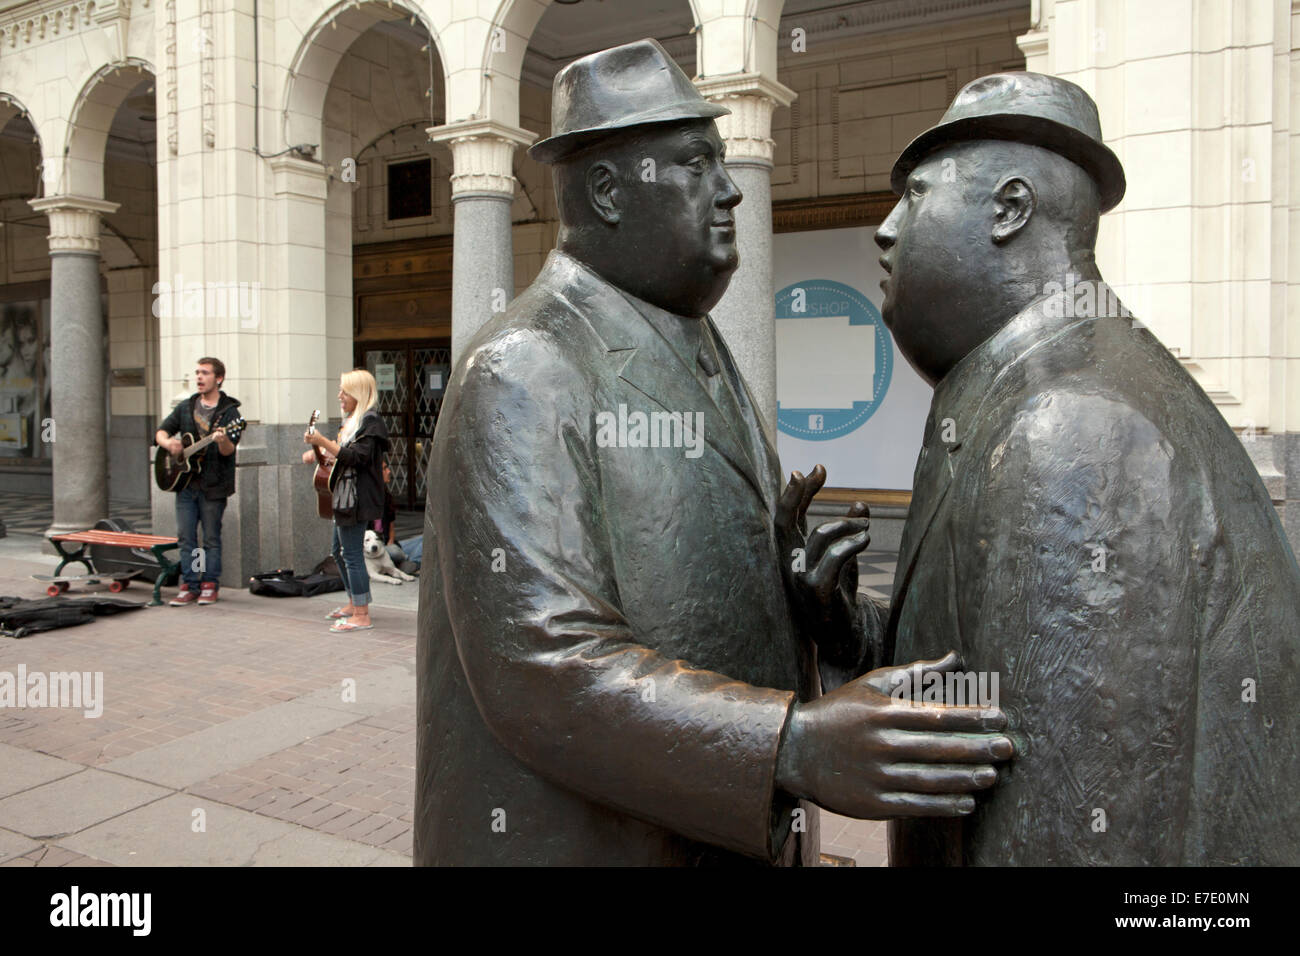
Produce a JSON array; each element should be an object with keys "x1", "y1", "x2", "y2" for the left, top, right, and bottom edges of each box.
[
  {"x1": 308, "y1": 418, "x2": 329, "y2": 466},
  {"x1": 184, "y1": 421, "x2": 237, "y2": 458}
]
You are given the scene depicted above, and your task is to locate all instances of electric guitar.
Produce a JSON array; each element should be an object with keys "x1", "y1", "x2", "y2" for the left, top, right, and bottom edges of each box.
[
  {"x1": 153, "y1": 414, "x2": 247, "y2": 492},
  {"x1": 308, "y1": 409, "x2": 335, "y2": 519}
]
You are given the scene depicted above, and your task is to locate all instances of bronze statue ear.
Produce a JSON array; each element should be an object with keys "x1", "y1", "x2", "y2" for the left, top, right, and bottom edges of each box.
[
  {"x1": 991, "y1": 175, "x2": 1036, "y2": 244},
  {"x1": 585, "y1": 161, "x2": 622, "y2": 225}
]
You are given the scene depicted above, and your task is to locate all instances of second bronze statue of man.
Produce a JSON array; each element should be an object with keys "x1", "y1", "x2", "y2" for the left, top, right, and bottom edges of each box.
[
  {"x1": 877, "y1": 72, "x2": 1300, "y2": 865},
  {"x1": 414, "y1": 39, "x2": 1012, "y2": 866}
]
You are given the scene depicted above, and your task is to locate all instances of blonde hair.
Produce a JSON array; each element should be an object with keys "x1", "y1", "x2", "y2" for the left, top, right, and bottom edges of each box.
[{"x1": 338, "y1": 368, "x2": 379, "y2": 443}]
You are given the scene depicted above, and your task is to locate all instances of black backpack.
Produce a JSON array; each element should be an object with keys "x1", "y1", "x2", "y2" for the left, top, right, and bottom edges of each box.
[{"x1": 89, "y1": 517, "x2": 180, "y2": 588}]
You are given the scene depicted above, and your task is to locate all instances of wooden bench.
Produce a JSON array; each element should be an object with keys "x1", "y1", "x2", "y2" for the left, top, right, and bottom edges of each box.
[{"x1": 48, "y1": 530, "x2": 181, "y2": 607}]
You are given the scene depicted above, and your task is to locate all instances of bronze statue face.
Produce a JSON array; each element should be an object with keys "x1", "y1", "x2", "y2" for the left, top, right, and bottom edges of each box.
[
  {"x1": 875, "y1": 145, "x2": 994, "y2": 387},
  {"x1": 875, "y1": 141, "x2": 1088, "y2": 387},
  {"x1": 557, "y1": 118, "x2": 743, "y2": 316}
]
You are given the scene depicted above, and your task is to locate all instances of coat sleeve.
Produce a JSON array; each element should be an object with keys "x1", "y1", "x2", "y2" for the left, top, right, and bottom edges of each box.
[
  {"x1": 435, "y1": 332, "x2": 798, "y2": 861},
  {"x1": 819, "y1": 596, "x2": 888, "y2": 692},
  {"x1": 957, "y1": 391, "x2": 1204, "y2": 864},
  {"x1": 335, "y1": 414, "x2": 387, "y2": 471},
  {"x1": 218, "y1": 407, "x2": 241, "y2": 451}
]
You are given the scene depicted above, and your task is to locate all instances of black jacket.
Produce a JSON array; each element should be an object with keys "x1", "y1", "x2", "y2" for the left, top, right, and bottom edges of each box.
[
  {"x1": 334, "y1": 409, "x2": 389, "y2": 527},
  {"x1": 158, "y1": 391, "x2": 242, "y2": 500}
]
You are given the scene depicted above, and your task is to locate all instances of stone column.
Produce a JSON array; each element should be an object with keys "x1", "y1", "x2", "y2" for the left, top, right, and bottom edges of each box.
[
  {"x1": 428, "y1": 120, "x2": 536, "y2": 363},
  {"x1": 29, "y1": 195, "x2": 119, "y2": 538},
  {"x1": 696, "y1": 76, "x2": 795, "y2": 442}
]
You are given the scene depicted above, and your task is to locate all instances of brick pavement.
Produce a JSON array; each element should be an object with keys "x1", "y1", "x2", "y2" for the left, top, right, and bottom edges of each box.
[{"x1": 0, "y1": 532, "x2": 892, "y2": 866}]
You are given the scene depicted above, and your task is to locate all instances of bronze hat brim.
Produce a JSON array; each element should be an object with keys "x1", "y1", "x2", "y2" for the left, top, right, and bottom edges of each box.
[
  {"x1": 529, "y1": 100, "x2": 730, "y2": 165},
  {"x1": 890, "y1": 113, "x2": 1126, "y2": 213}
]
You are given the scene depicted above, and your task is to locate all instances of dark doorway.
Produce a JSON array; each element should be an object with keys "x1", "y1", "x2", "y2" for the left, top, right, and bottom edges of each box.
[{"x1": 357, "y1": 340, "x2": 451, "y2": 510}]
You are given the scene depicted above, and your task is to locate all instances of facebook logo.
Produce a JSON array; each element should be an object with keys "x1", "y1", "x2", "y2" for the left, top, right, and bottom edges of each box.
[{"x1": 808, "y1": 414, "x2": 824, "y2": 431}]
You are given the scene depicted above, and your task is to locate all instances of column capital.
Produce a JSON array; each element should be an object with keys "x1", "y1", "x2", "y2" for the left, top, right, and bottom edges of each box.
[
  {"x1": 427, "y1": 119, "x2": 538, "y2": 199},
  {"x1": 694, "y1": 74, "x2": 797, "y2": 168},
  {"x1": 1016, "y1": 27, "x2": 1050, "y2": 65},
  {"x1": 268, "y1": 153, "x2": 328, "y2": 201},
  {"x1": 28, "y1": 195, "x2": 120, "y2": 253}
]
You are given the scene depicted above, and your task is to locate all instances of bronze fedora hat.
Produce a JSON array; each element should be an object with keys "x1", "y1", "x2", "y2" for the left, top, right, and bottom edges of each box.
[
  {"x1": 529, "y1": 38, "x2": 729, "y2": 165},
  {"x1": 891, "y1": 72, "x2": 1126, "y2": 212}
]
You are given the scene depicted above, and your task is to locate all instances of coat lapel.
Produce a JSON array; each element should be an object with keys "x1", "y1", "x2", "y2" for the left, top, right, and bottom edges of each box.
[
  {"x1": 544, "y1": 252, "x2": 767, "y2": 504},
  {"x1": 886, "y1": 421, "x2": 956, "y2": 637},
  {"x1": 887, "y1": 290, "x2": 1105, "y2": 641},
  {"x1": 704, "y1": 317, "x2": 779, "y2": 511}
]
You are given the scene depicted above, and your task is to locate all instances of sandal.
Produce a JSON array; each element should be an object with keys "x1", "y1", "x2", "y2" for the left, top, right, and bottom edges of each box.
[
  {"x1": 330, "y1": 619, "x2": 373, "y2": 632},
  {"x1": 326, "y1": 607, "x2": 353, "y2": 620}
]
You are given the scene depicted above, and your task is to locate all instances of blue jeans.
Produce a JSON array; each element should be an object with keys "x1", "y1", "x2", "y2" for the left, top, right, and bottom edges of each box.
[
  {"x1": 175, "y1": 485, "x2": 227, "y2": 587},
  {"x1": 397, "y1": 534, "x2": 423, "y2": 564},
  {"x1": 332, "y1": 523, "x2": 371, "y2": 607}
]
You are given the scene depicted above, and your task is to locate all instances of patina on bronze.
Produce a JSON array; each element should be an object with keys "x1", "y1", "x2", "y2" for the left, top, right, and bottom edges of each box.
[
  {"x1": 414, "y1": 39, "x2": 1012, "y2": 866},
  {"x1": 878, "y1": 72, "x2": 1300, "y2": 865}
]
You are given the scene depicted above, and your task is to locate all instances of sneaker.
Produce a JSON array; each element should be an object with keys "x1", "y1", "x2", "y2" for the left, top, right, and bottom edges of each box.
[
  {"x1": 170, "y1": 585, "x2": 198, "y2": 606},
  {"x1": 197, "y1": 583, "x2": 219, "y2": 605}
]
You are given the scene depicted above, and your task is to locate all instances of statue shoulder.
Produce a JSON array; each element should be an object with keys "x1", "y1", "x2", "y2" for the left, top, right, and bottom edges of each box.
[{"x1": 971, "y1": 385, "x2": 1181, "y2": 502}]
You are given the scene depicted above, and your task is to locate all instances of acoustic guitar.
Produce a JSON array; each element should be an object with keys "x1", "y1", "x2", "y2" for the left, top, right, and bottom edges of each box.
[
  {"x1": 307, "y1": 409, "x2": 335, "y2": 519},
  {"x1": 153, "y1": 415, "x2": 247, "y2": 492}
]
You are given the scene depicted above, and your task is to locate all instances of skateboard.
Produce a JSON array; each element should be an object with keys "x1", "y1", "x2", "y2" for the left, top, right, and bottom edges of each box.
[{"x1": 32, "y1": 571, "x2": 141, "y2": 597}]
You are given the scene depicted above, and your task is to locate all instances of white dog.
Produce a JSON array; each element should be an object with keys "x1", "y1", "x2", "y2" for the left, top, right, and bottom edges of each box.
[{"x1": 363, "y1": 529, "x2": 416, "y2": 584}]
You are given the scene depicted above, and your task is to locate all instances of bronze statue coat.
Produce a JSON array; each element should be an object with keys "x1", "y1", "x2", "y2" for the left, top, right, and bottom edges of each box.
[
  {"x1": 887, "y1": 286, "x2": 1300, "y2": 865},
  {"x1": 415, "y1": 250, "x2": 865, "y2": 866}
]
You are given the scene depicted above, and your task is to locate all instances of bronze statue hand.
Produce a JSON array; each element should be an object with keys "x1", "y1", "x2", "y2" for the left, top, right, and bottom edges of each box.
[
  {"x1": 776, "y1": 652, "x2": 1013, "y2": 819},
  {"x1": 776, "y1": 465, "x2": 870, "y2": 659}
]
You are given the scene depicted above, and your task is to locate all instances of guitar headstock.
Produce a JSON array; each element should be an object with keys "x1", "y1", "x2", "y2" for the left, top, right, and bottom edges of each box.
[
  {"x1": 308, "y1": 409, "x2": 321, "y2": 435},
  {"x1": 223, "y1": 416, "x2": 247, "y2": 442}
]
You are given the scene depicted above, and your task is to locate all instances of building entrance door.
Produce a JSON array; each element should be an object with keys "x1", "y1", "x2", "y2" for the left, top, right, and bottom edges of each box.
[{"x1": 357, "y1": 341, "x2": 451, "y2": 510}]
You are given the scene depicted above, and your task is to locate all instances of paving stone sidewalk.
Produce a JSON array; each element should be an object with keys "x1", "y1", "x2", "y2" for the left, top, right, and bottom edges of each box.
[{"x1": 0, "y1": 531, "x2": 890, "y2": 867}]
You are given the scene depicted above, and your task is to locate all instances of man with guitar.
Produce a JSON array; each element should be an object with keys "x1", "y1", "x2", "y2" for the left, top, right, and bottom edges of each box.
[{"x1": 154, "y1": 357, "x2": 242, "y2": 606}]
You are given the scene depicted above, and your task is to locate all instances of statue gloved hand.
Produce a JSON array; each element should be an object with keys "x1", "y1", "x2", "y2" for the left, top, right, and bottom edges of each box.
[{"x1": 775, "y1": 464, "x2": 871, "y2": 668}]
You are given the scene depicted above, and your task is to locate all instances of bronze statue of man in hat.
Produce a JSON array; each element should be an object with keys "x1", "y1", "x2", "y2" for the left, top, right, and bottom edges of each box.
[
  {"x1": 877, "y1": 72, "x2": 1300, "y2": 865},
  {"x1": 415, "y1": 39, "x2": 1013, "y2": 866}
]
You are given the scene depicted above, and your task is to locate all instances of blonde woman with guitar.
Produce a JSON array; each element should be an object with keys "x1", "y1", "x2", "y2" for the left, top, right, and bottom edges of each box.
[{"x1": 303, "y1": 369, "x2": 390, "y2": 631}]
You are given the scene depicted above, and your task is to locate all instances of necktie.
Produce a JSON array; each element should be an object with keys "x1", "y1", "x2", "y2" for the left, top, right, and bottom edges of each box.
[{"x1": 697, "y1": 326, "x2": 758, "y2": 472}]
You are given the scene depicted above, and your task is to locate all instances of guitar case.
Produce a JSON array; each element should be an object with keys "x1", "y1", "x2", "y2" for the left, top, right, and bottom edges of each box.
[
  {"x1": 88, "y1": 517, "x2": 180, "y2": 588},
  {"x1": 247, "y1": 560, "x2": 344, "y2": 598}
]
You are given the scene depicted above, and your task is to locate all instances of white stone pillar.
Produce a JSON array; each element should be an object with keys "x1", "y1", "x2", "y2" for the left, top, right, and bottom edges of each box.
[
  {"x1": 106, "y1": 266, "x2": 157, "y2": 507},
  {"x1": 696, "y1": 75, "x2": 795, "y2": 441},
  {"x1": 1018, "y1": 0, "x2": 1298, "y2": 554},
  {"x1": 428, "y1": 119, "x2": 536, "y2": 363},
  {"x1": 261, "y1": 153, "x2": 336, "y2": 575},
  {"x1": 29, "y1": 195, "x2": 120, "y2": 536}
]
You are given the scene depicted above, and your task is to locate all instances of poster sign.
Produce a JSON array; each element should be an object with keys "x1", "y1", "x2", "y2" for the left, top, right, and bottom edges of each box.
[
  {"x1": 375, "y1": 363, "x2": 396, "y2": 391},
  {"x1": 775, "y1": 280, "x2": 892, "y2": 441},
  {"x1": 0, "y1": 300, "x2": 50, "y2": 460},
  {"x1": 773, "y1": 227, "x2": 932, "y2": 490}
]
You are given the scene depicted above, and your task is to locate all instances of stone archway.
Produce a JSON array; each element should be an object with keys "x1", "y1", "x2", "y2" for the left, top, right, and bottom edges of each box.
[
  {"x1": 31, "y1": 59, "x2": 160, "y2": 532},
  {"x1": 283, "y1": 1, "x2": 447, "y2": 159}
]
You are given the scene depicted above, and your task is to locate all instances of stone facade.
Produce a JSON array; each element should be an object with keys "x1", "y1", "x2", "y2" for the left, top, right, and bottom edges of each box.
[
  {"x1": 1021, "y1": 0, "x2": 1300, "y2": 550},
  {"x1": 0, "y1": 0, "x2": 1295, "y2": 572}
]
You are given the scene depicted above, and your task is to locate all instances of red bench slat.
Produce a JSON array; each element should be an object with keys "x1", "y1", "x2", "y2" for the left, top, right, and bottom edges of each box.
[{"x1": 50, "y1": 530, "x2": 179, "y2": 547}]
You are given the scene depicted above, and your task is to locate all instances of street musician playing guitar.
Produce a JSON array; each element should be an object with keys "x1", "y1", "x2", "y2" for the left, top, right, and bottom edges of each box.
[{"x1": 154, "y1": 357, "x2": 242, "y2": 606}]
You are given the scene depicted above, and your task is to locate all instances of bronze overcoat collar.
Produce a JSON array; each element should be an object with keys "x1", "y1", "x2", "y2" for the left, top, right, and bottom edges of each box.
[
  {"x1": 888, "y1": 285, "x2": 1118, "y2": 632},
  {"x1": 540, "y1": 250, "x2": 769, "y2": 507}
]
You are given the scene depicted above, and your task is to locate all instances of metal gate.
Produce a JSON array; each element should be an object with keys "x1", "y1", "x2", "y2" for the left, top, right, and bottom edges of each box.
[{"x1": 360, "y1": 342, "x2": 451, "y2": 509}]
